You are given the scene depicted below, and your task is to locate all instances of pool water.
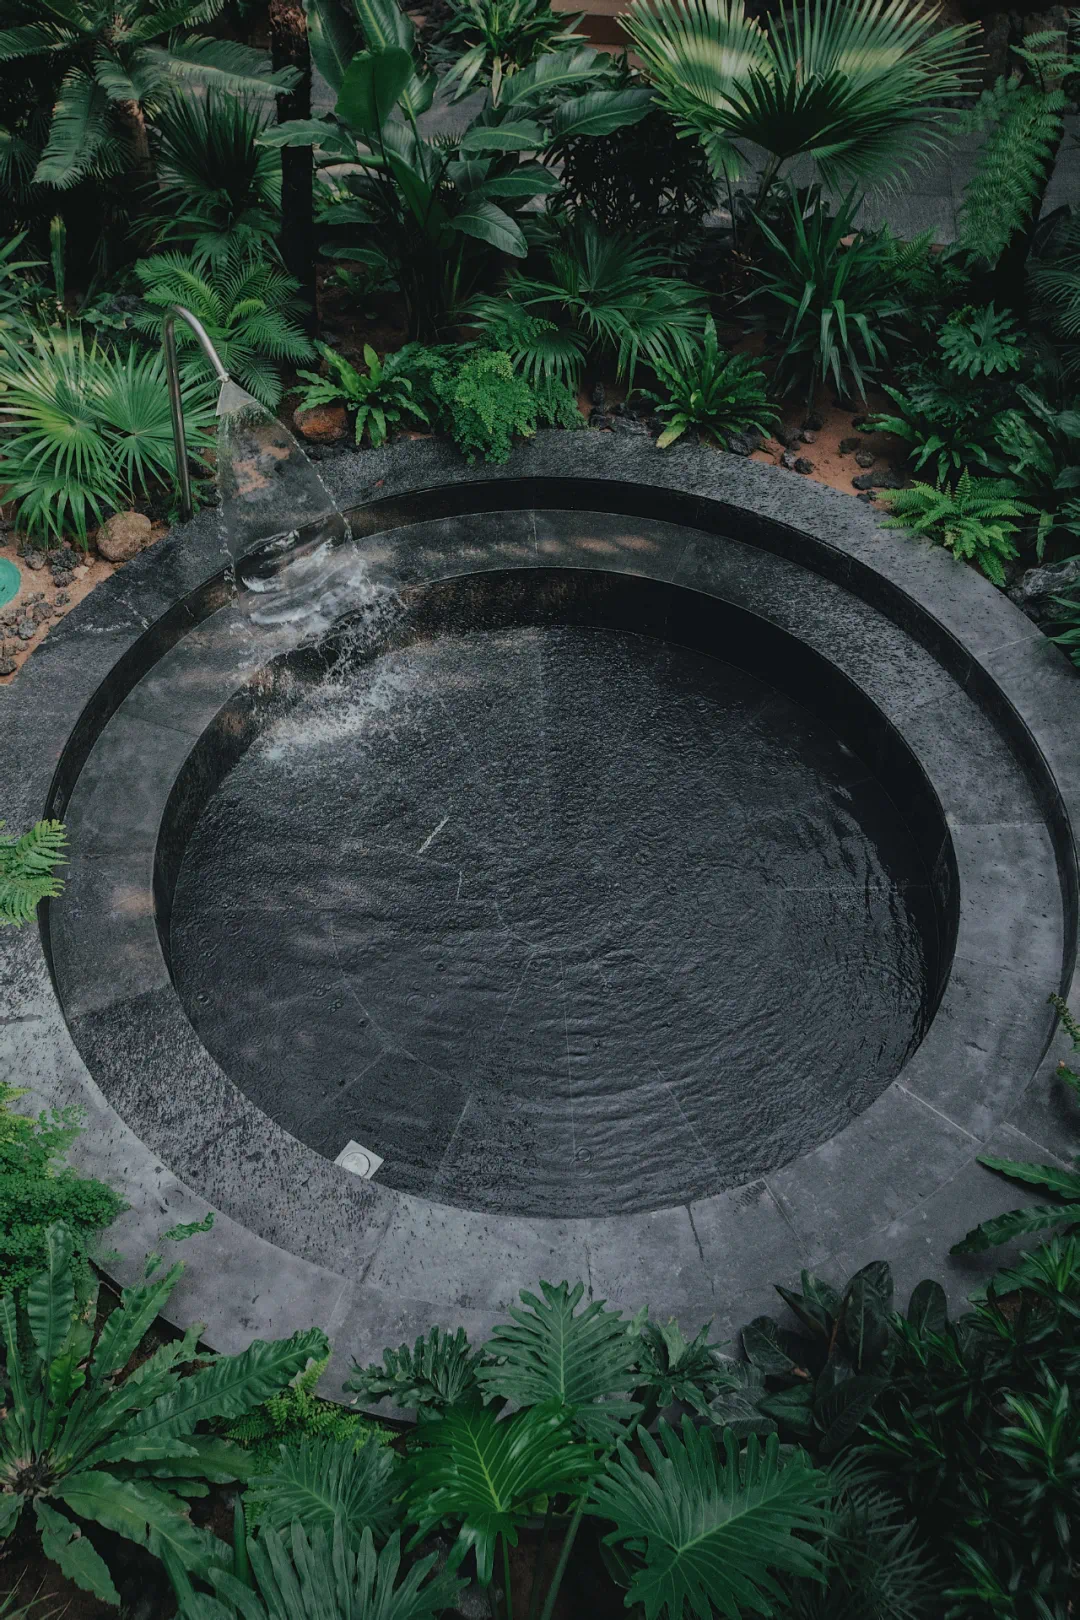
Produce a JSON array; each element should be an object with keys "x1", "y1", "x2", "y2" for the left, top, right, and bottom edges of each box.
[{"x1": 0, "y1": 557, "x2": 20, "y2": 609}]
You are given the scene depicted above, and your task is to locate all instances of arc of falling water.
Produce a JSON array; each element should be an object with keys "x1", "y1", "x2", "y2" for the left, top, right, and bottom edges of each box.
[{"x1": 164, "y1": 303, "x2": 246, "y2": 522}]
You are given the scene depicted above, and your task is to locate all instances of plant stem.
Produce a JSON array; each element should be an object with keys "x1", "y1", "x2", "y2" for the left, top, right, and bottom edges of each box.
[
  {"x1": 502, "y1": 1534, "x2": 514, "y2": 1620},
  {"x1": 527, "y1": 1505, "x2": 553, "y2": 1620},
  {"x1": 537, "y1": 1494, "x2": 587, "y2": 1620}
]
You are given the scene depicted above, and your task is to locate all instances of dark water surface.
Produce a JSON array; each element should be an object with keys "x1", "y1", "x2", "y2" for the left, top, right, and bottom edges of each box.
[{"x1": 170, "y1": 623, "x2": 937, "y2": 1215}]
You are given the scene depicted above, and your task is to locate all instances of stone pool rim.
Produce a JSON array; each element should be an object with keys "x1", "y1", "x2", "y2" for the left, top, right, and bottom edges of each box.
[{"x1": 4, "y1": 431, "x2": 1080, "y2": 1374}]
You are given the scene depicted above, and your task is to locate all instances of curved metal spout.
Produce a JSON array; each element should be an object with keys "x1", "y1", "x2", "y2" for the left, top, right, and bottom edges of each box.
[{"x1": 163, "y1": 305, "x2": 231, "y2": 522}]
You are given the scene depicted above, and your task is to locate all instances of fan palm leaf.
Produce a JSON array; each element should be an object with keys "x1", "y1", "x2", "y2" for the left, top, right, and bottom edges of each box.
[{"x1": 623, "y1": 0, "x2": 980, "y2": 190}]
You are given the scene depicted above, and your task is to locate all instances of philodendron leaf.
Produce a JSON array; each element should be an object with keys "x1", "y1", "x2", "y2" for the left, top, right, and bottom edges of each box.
[
  {"x1": 405, "y1": 1403, "x2": 596, "y2": 1585},
  {"x1": 839, "y1": 1277, "x2": 891, "y2": 1372},
  {"x1": 907, "y1": 1279, "x2": 948, "y2": 1336},
  {"x1": 35, "y1": 1500, "x2": 120, "y2": 1605},
  {"x1": 336, "y1": 47, "x2": 413, "y2": 133},
  {"x1": 590, "y1": 1421, "x2": 830, "y2": 1620}
]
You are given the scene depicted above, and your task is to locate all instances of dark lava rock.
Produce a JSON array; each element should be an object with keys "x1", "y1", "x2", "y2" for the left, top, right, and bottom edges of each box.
[
  {"x1": 726, "y1": 428, "x2": 763, "y2": 457},
  {"x1": 780, "y1": 450, "x2": 799, "y2": 469},
  {"x1": 1008, "y1": 554, "x2": 1080, "y2": 627},
  {"x1": 838, "y1": 436, "x2": 861, "y2": 454},
  {"x1": 0, "y1": 657, "x2": 16, "y2": 675},
  {"x1": 23, "y1": 552, "x2": 44, "y2": 570},
  {"x1": 15, "y1": 618, "x2": 35, "y2": 640},
  {"x1": 52, "y1": 570, "x2": 74, "y2": 587},
  {"x1": 802, "y1": 412, "x2": 824, "y2": 431},
  {"x1": 794, "y1": 457, "x2": 815, "y2": 474},
  {"x1": 856, "y1": 491, "x2": 877, "y2": 504},
  {"x1": 782, "y1": 432, "x2": 803, "y2": 450},
  {"x1": 610, "y1": 416, "x2": 648, "y2": 437},
  {"x1": 799, "y1": 430, "x2": 817, "y2": 444},
  {"x1": 851, "y1": 415, "x2": 869, "y2": 429},
  {"x1": 852, "y1": 473, "x2": 876, "y2": 490},
  {"x1": 590, "y1": 413, "x2": 615, "y2": 431},
  {"x1": 31, "y1": 601, "x2": 51, "y2": 623},
  {"x1": 854, "y1": 469, "x2": 906, "y2": 491},
  {"x1": 855, "y1": 450, "x2": 876, "y2": 469},
  {"x1": 54, "y1": 591, "x2": 70, "y2": 606}
]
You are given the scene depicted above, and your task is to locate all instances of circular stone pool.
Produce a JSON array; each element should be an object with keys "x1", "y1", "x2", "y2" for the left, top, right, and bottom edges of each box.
[
  {"x1": 166, "y1": 570, "x2": 945, "y2": 1217},
  {"x1": 10, "y1": 439, "x2": 1077, "y2": 1361}
]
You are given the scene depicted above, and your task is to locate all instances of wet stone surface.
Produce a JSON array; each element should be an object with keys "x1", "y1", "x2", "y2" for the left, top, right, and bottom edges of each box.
[{"x1": 169, "y1": 620, "x2": 939, "y2": 1217}]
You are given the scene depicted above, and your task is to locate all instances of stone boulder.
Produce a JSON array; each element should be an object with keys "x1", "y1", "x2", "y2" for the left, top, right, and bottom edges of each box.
[
  {"x1": 95, "y1": 511, "x2": 152, "y2": 563},
  {"x1": 1008, "y1": 554, "x2": 1080, "y2": 627},
  {"x1": 293, "y1": 404, "x2": 348, "y2": 444}
]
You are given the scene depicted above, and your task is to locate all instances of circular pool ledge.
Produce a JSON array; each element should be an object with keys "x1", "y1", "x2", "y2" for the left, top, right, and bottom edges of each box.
[{"x1": 4, "y1": 432, "x2": 1080, "y2": 1378}]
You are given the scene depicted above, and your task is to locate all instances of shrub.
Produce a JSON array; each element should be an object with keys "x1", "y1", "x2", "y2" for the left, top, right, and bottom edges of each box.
[
  {"x1": 437, "y1": 0, "x2": 587, "y2": 102},
  {"x1": 878, "y1": 469, "x2": 1035, "y2": 586},
  {"x1": 0, "y1": 1223, "x2": 328, "y2": 1604},
  {"x1": 938, "y1": 303, "x2": 1023, "y2": 379},
  {"x1": 133, "y1": 248, "x2": 315, "y2": 411},
  {"x1": 642, "y1": 315, "x2": 777, "y2": 448},
  {"x1": 294, "y1": 343, "x2": 430, "y2": 446},
  {"x1": 0, "y1": 330, "x2": 215, "y2": 544},
  {"x1": 423, "y1": 347, "x2": 580, "y2": 462},
  {"x1": 0, "y1": 1080, "x2": 122, "y2": 1299},
  {"x1": 145, "y1": 92, "x2": 281, "y2": 266},
  {"x1": 748, "y1": 193, "x2": 910, "y2": 406},
  {"x1": 871, "y1": 381, "x2": 996, "y2": 486},
  {"x1": 0, "y1": 820, "x2": 66, "y2": 926},
  {"x1": 225, "y1": 1354, "x2": 386, "y2": 1475}
]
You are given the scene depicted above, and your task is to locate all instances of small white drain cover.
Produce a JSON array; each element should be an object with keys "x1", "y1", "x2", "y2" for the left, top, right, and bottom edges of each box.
[{"x1": 334, "y1": 1140, "x2": 384, "y2": 1179}]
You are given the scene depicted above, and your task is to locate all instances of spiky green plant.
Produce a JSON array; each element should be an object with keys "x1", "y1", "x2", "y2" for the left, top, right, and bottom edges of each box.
[
  {"x1": 294, "y1": 343, "x2": 430, "y2": 447},
  {"x1": 175, "y1": 1520, "x2": 463, "y2": 1620},
  {"x1": 622, "y1": 0, "x2": 980, "y2": 207},
  {"x1": 0, "y1": 327, "x2": 215, "y2": 544},
  {"x1": 642, "y1": 315, "x2": 777, "y2": 448},
  {"x1": 0, "y1": 1223, "x2": 327, "y2": 1605},
  {"x1": 879, "y1": 469, "x2": 1035, "y2": 586},
  {"x1": 133, "y1": 248, "x2": 314, "y2": 410},
  {"x1": 144, "y1": 92, "x2": 281, "y2": 266},
  {"x1": 439, "y1": 0, "x2": 587, "y2": 103},
  {"x1": 0, "y1": 0, "x2": 296, "y2": 192},
  {"x1": 0, "y1": 821, "x2": 66, "y2": 925}
]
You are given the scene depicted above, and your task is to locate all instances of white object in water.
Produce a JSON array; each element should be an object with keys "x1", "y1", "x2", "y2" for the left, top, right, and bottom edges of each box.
[{"x1": 334, "y1": 1140, "x2": 384, "y2": 1179}]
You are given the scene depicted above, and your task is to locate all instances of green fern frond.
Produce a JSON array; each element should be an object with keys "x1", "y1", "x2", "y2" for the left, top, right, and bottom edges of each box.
[
  {"x1": 880, "y1": 469, "x2": 1032, "y2": 586},
  {"x1": 0, "y1": 820, "x2": 68, "y2": 926}
]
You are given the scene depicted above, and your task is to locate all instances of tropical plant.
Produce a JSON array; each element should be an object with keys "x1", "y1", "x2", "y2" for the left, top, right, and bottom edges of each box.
[
  {"x1": 295, "y1": 342, "x2": 430, "y2": 447},
  {"x1": 748, "y1": 193, "x2": 909, "y2": 405},
  {"x1": 438, "y1": 0, "x2": 588, "y2": 103},
  {"x1": 556, "y1": 99, "x2": 717, "y2": 253},
  {"x1": 859, "y1": 1236, "x2": 1080, "y2": 1620},
  {"x1": 465, "y1": 215, "x2": 707, "y2": 387},
  {"x1": 870, "y1": 380, "x2": 996, "y2": 485},
  {"x1": 1031, "y1": 209, "x2": 1080, "y2": 377},
  {"x1": 622, "y1": 0, "x2": 980, "y2": 211},
  {"x1": 270, "y1": 7, "x2": 651, "y2": 339},
  {"x1": 0, "y1": 1222, "x2": 327, "y2": 1604},
  {"x1": 986, "y1": 387, "x2": 1080, "y2": 557},
  {"x1": 952, "y1": 997, "x2": 1080, "y2": 1252},
  {"x1": 133, "y1": 248, "x2": 314, "y2": 409},
  {"x1": 955, "y1": 30, "x2": 1070, "y2": 280},
  {"x1": 0, "y1": 1078, "x2": 122, "y2": 1298},
  {"x1": 590, "y1": 1422, "x2": 831, "y2": 1620},
  {"x1": 642, "y1": 315, "x2": 777, "y2": 448},
  {"x1": 938, "y1": 304, "x2": 1023, "y2": 378},
  {"x1": 421, "y1": 346, "x2": 580, "y2": 462},
  {"x1": 226, "y1": 1355, "x2": 384, "y2": 1474},
  {"x1": 878, "y1": 469, "x2": 1035, "y2": 586},
  {"x1": 0, "y1": 820, "x2": 67, "y2": 925},
  {"x1": 0, "y1": 230, "x2": 44, "y2": 332},
  {"x1": 346, "y1": 1324, "x2": 484, "y2": 1412},
  {"x1": 249, "y1": 1436, "x2": 400, "y2": 1545},
  {"x1": 144, "y1": 92, "x2": 281, "y2": 265},
  {"x1": 0, "y1": 327, "x2": 215, "y2": 543},
  {"x1": 0, "y1": 0, "x2": 296, "y2": 193}
]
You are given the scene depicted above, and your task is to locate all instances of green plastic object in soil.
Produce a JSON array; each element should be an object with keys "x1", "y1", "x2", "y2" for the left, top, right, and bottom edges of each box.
[{"x1": 0, "y1": 557, "x2": 20, "y2": 609}]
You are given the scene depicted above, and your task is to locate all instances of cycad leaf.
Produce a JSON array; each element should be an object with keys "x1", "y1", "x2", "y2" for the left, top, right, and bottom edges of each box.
[
  {"x1": 590, "y1": 1421, "x2": 830, "y2": 1620},
  {"x1": 254, "y1": 1436, "x2": 401, "y2": 1543},
  {"x1": 477, "y1": 1281, "x2": 641, "y2": 1440},
  {"x1": 406, "y1": 1404, "x2": 596, "y2": 1585},
  {"x1": 33, "y1": 69, "x2": 109, "y2": 188}
]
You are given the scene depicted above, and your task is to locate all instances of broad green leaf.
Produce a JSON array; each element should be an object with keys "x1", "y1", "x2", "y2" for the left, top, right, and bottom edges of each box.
[
  {"x1": 254, "y1": 1435, "x2": 400, "y2": 1543},
  {"x1": 975, "y1": 1153, "x2": 1080, "y2": 1199},
  {"x1": 590, "y1": 1421, "x2": 830, "y2": 1620},
  {"x1": 35, "y1": 1499, "x2": 120, "y2": 1605},
  {"x1": 92, "y1": 1263, "x2": 184, "y2": 1380},
  {"x1": 448, "y1": 200, "x2": 527, "y2": 257},
  {"x1": 501, "y1": 45, "x2": 607, "y2": 106},
  {"x1": 335, "y1": 46, "x2": 413, "y2": 133},
  {"x1": 406, "y1": 1404, "x2": 596, "y2": 1585},
  {"x1": 951, "y1": 1202, "x2": 1080, "y2": 1254},
  {"x1": 0, "y1": 1493, "x2": 22, "y2": 1537},
  {"x1": 126, "y1": 1328, "x2": 329, "y2": 1445},
  {"x1": 813, "y1": 1372, "x2": 890, "y2": 1453},
  {"x1": 307, "y1": 0, "x2": 362, "y2": 93},
  {"x1": 741, "y1": 1317, "x2": 809, "y2": 1378},
  {"x1": 28, "y1": 1222, "x2": 74, "y2": 1371},
  {"x1": 906, "y1": 1278, "x2": 948, "y2": 1336},
  {"x1": 54, "y1": 1471, "x2": 221, "y2": 1574},
  {"x1": 478, "y1": 1281, "x2": 641, "y2": 1440},
  {"x1": 258, "y1": 118, "x2": 357, "y2": 159},
  {"x1": 459, "y1": 121, "x2": 546, "y2": 153},
  {"x1": 839, "y1": 1277, "x2": 890, "y2": 1372},
  {"x1": 757, "y1": 1383, "x2": 818, "y2": 1439},
  {"x1": 547, "y1": 87, "x2": 653, "y2": 142},
  {"x1": 476, "y1": 165, "x2": 561, "y2": 198}
]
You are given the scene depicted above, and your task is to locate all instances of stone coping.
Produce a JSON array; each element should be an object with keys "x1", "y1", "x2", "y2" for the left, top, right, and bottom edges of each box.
[{"x1": 3, "y1": 432, "x2": 1080, "y2": 1380}]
